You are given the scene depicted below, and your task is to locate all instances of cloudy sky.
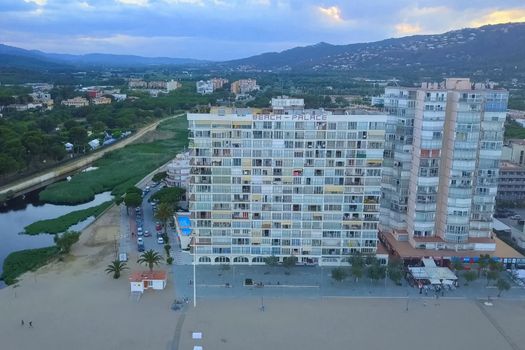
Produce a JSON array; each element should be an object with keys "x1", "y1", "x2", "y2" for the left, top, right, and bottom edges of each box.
[{"x1": 1, "y1": 0, "x2": 525, "y2": 60}]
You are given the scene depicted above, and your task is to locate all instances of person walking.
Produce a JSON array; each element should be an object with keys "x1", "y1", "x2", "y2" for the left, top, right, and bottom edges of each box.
[
  {"x1": 29, "y1": 321, "x2": 32, "y2": 327},
  {"x1": 21, "y1": 320, "x2": 24, "y2": 326}
]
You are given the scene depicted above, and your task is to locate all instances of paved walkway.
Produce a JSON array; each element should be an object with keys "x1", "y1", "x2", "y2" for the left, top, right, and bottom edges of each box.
[{"x1": 171, "y1": 263, "x2": 525, "y2": 302}]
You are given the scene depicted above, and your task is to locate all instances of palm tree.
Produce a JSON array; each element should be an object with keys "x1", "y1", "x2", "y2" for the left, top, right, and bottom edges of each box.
[
  {"x1": 105, "y1": 260, "x2": 128, "y2": 279},
  {"x1": 155, "y1": 202, "x2": 173, "y2": 235},
  {"x1": 137, "y1": 249, "x2": 164, "y2": 271}
]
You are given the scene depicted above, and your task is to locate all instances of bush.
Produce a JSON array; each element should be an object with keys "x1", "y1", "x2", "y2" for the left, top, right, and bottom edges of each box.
[
  {"x1": 24, "y1": 201, "x2": 113, "y2": 235},
  {"x1": 54, "y1": 231, "x2": 81, "y2": 254},
  {"x1": 282, "y1": 255, "x2": 298, "y2": 268},
  {"x1": 331, "y1": 267, "x2": 347, "y2": 282},
  {"x1": 1, "y1": 247, "x2": 59, "y2": 285},
  {"x1": 166, "y1": 257, "x2": 174, "y2": 265}
]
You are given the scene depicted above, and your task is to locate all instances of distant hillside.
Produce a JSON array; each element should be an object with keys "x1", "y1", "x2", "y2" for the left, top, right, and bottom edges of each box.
[
  {"x1": 225, "y1": 22, "x2": 525, "y2": 78},
  {"x1": 0, "y1": 44, "x2": 206, "y2": 69}
]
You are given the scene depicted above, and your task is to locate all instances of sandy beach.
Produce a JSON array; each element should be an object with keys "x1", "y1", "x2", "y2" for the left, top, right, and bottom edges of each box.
[
  {"x1": 2, "y1": 205, "x2": 525, "y2": 350},
  {"x1": 0, "y1": 205, "x2": 179, "y2": 350}
]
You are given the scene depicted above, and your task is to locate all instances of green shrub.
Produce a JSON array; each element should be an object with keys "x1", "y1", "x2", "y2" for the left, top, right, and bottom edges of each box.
[
  {"x1": 1, "y1": 247, "x2": 59, "y2": 285},
  {"x1": 25, "y1": 201, "x2": 113, "y2": 235}
]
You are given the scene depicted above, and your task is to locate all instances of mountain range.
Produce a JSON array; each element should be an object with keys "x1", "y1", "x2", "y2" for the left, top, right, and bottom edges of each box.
[
  {"x1": 0, "y1": 44, "x2": 205, "y2": 69},
  {"x1": 1, "y1": 22, "x2": 525, "y2": 79},
  {"x1": 225, "y1": 22, "x2": 525, "y2": 78}
]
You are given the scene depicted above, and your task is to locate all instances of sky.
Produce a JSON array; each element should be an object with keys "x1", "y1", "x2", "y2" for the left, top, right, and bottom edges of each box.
[{"x1": 1, "y1": 0, "x2": 525, "y2": 60}]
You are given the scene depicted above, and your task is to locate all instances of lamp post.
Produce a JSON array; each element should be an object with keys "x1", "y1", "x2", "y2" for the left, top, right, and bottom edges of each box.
[{"x1": 193, "y1": 239, "x2": 197, "y2": 308}]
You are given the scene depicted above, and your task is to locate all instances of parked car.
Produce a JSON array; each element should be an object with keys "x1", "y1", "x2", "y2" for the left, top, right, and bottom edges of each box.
[
  {"x1": 511, "y1": 215, "x2": 521, "y2": 220},
  {"x1": 138, "y1": 244, "x2": 145, "y2": 252},
  {"x1": 157, "y1": 231, "x2": 163, "y2": 239},
  {"x1": 137, "y1": 227, "x2": 143, "y2": 236},
  {"x1": 157, "y1": 237, "x2": 164, "y2": 244},
  {"x1": 137, "y1": 237, "x2": 144, "y2": 245},
  {"x1": 156, "y1": 223, "x2": 162, "y2": 231},
  {"x1": 144, "y1": 230, "x2": 151, "y2": 237}
]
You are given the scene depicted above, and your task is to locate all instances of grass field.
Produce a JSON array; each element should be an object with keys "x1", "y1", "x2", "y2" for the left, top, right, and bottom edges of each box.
[
  {"x1": 1, "y1": 246, "x2": 59, "y2": 285},
  {"x1": 24, "y1": 201, "x2": 114, "y2": 235},
  {"x1": 39, "y1": 116, "x2": 188, "y2": 204}
]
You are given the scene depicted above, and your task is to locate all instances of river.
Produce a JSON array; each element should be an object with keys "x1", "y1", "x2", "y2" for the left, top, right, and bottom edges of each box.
[{"x1": 0, "y1": 189, "x2": 113, "y2": 287}]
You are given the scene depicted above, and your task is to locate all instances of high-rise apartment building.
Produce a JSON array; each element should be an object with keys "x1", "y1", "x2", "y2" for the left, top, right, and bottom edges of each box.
[
  {"x1": 188, "y1": 99, "x2": 387, "y2": 265},
  {"x1": 380, "y1": 78, "x2": 508, "y2": 254}
]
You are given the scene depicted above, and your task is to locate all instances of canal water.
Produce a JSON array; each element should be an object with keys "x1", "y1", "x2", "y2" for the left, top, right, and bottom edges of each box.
[{"x1": 0, "y1": 189, "x2": 113, "y2": 287}]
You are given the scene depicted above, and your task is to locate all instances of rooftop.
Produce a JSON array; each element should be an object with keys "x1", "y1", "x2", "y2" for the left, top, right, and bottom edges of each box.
[
  {"x1": 129, "y1": 271, "x2": 167, "y2": 282},
  {"x1": 381, "y1": 232, "x2": 523, "y2": 259}
]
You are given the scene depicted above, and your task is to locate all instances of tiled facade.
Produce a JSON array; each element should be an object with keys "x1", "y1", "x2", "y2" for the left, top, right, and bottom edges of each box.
[{"x1": 188, "y1": 101, "x2": 387, "y2": 265}]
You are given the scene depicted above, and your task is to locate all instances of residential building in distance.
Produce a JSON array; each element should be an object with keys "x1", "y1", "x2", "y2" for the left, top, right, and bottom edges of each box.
[
  {"x1": 211, "y1": 78, "x2": 228, "y2": 90},
  {"x1": 166, "y1": 152, "x2": 191, "y2": 189},
  {"x1": 497, "y1": 161, "x2": 525, "y2": 203},
  {"x1": 230, "y1": 79, "x2": 259, "y2": 95},
  {"x1": 379, "y1": 78, "x2": 509, "y2": 258},
  {"x1": 502, "y1": 139, "x2": 525, "y2": 166},
  {"x1": 188, "y1": 98, "x2": 387, "y2": 265},
  {"x1": 196, "y1": 80, "x2": 214, "y2": 95},
  {"x1": 128, "y1": 79, "x2": 148, "y2": 89},
  {"x1": 92, "y1": 96, "x2": 112, "y2": 105},
  {"x1": 62, "y1": 97, "x2": 89, "y2": 108},
  {"x1": 128, "y1": 79, "x2": 180, "y2": 92}
]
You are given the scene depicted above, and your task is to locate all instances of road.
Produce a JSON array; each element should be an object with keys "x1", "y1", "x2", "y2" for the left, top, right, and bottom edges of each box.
[{"x1": 0, "y1": 114, "x2": 183, "y2": 200}]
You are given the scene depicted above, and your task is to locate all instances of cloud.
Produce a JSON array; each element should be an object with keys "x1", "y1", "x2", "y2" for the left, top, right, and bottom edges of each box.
[
  {"x1": 78, "y1": 1, "x2": 93, "y2": 9},
  {"x1": 470, "y1": 8, "x2": 525, "y2": 27},
  {"x1": 318, "y1": 6, "x2": 343, "y2": 22},
  {"x1": 115, "y1": 0, "x2": 149, "y2": 6},
  {"x1": 394, "y1": 23, "x2": 422, "y2": 35},
  {"x1": 24, "y1": 0, "x2": 47, "y2": 5}
]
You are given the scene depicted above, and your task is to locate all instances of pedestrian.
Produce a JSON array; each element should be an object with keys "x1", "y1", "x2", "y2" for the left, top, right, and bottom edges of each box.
[
  {"x1": 189, "y1": 279, "x2": 192, "y2": 285},
  {"x1": 21, "y1": 320, "x2": 24, "y2": 326},
  {"x1": 29, "y1": 321, "x2": 32, "y2": 327}
]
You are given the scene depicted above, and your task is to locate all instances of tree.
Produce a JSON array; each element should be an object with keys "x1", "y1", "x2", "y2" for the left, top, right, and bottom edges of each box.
[
  {"x1": 264, "y1": 255, "x2": 279, "y2": 267},
  {"x1": 105, "y1": 260, "x2": 128, "y2": 279},
  {"x1": 367, "y1": 260, "x2": 386, "y2": 282},
  {"x1": 150, "y1": 187, "x2": 186, "y2": 206},
  {"x1": 155, "y1": 202, "x2": 174, "y2": 234},
  {"x1": 54, "y1": 231, "x2": 80, "y2": 254},
  {"x1": 486, "y1": 270, "x2": 500, "y2": 286},
  {"x1": 137, "y1": 250, "x2": 163, "y2": 271},
  {"x1": 387, "y1": 258, "x2": 404, "y2": 285},
  {"x1": 496, "y1": 278, "x2": 511, "y2": 297},
  {"x1": 478, "y1": 254, "x2": 490, "y2": 277},
  {"x1": 166, "y1": 257, "x2": 174, "y2": 265},
  {"x1": 348, "y1": 252, "x2": 365, "y2": 282},
  {"x1": 126, "y1": 186, "x2": 142, "y2": 196},
  {"x1": 124, "y1": 192, "x2": 142, "y2": 214},
  {"x1": 282, "y1": 255, "x2": 298, "y2": 268},
  {"x1": 152, "y1": 171, "x2": 167, "y2": 182},
  {"x1": 69, "y1": 126, "x2": 88, "y2": 150},
  {"x1": 463, "y1": 270, "x2": 478, "y2": 284},
  {"x1": 331, "y1": 267, "x2": 347, "y2": 282},
  {"x1": 452, "y1": 259, "x2": 464, "y2": 272},
  {"x1": 164, "y1": 244, "x2": 171, "y2": 257}
]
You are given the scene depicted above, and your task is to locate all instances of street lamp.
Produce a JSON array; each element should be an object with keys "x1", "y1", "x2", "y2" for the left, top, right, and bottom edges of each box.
[{"x1": 193, "y1": 239, "x2": 197, "y2": 308}]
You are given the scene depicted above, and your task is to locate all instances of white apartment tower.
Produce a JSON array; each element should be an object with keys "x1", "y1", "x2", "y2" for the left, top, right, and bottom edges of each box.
[
  {"x1": 188, "y1": 99, "x2": 387, "y2": 265},
  {"x1": 380, "y1": 78, "x2": 508, "y2": 253}
]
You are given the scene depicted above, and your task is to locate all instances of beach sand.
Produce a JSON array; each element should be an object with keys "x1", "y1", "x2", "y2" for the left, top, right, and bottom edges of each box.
[
  {"x1": 0, "y1": 205, "x2": 179, "y2": 350},
  {"x1": 179, "y1": 297, "x2": 525, "y2": 350}
]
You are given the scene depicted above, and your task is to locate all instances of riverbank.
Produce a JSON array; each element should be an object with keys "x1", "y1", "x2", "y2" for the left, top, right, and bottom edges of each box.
[
  {"x1": 39, "y1": 115, "x2": 188, "y2": 204},
  {"x1": 24, "y1": 200, "x2": 113, "y2": 235}
]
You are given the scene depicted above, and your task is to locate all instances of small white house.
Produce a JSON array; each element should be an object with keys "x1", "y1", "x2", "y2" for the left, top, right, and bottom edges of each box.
[
  {"x1": 88, "y1": 139, "x2": 100, "y2": 150},
  {"x1": 65, "y1": 142, "x2": 74, "y2": 152},
  {"x1": 129, "y1": 271, "x2": 167, "y2": 293}
]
